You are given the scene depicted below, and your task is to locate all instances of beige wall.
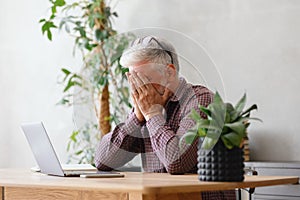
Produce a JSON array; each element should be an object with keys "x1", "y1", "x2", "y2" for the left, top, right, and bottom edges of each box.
[{"x1": 0, "y1": 0, "x2": 299, "y2": 168}]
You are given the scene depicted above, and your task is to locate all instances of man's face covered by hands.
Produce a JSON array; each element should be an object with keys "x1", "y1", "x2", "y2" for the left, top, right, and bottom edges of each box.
[
  {"x1": 126, "y1": 62, "x2": 174, "y2": 122},
  {"x1": 128, "y1": 62, "x2": 168, "y2": 94}
]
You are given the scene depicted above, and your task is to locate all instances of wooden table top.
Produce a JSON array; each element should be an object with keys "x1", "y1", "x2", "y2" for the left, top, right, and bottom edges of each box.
[{"x1": 0, "y1": 169, "x2": 298, "y2": 194}]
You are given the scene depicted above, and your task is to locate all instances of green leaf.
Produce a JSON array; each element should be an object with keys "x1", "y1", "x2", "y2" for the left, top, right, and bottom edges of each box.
[
  {"x1": 222, "y1": 132, "x2": 242, "y2": 147},
  {"x1": 39, "y1": 18, "x2": 46, "y2": 23},
  {"x1": 51, "y1": 6, "x2": 57, "y2": 14},
  {"x1": 58, "y1": 20, "x2": 65, "y2": 30},
  {"x1": 121, "y1": 67, "x2": 129, "y2": 75},
  {"x1": 208, "y1": 102, "x2": 226, "y2": 128},
  {"x1": 98, "y1": 75, "x2": 108, "y2": 86},
  {"x1": 47, "y1": 30, "x2": 53, "y2": 41},
  {"x1": 50, "y1": 14, "x2": 55, "y2": 20},
  {"x1": 225, "y1": 112, "x2": 231, "y2": 123},
  {"x1": 54, "y1": 0, "x2": 66, "y2": 7},
  {"x1": 67, "y1": 140, "x2": 71, "y2": 151},
  {"x1": 221, "y1": 136, "x2": 234, "y2": 149},
  {"x1": 196, "y1": 120, "x2": 221, "y2": 131},
  {"x1": 201, "y1": 137, "x2": 218, "y2": 150},
  {"x1": 206, "y1": 128, "x2": 223, "y2": 140},
  {"x1": 95, "y1": 29, "x2": 102, "y2": 41},
  {"x1": 93, "y1": 12, "x2": 105, "y2": 20},
  {"x1": 70, "y1": 130, "x2": 79, "y2": 142},
  {"x1": 225, "y1": 103, "x2": 234, "y2": 113},
  {"x1": 63, "y1": 74, "x2": 82, "y2": 92},
  {"x1": 104, "y1": 7, "x2": 111, "y2": 17},
  {"x1": 225, "y1": 121, "x2": 246, "y2": 136},
  {"x1": 75, "y1": 26, "x2": 86, "y2": 37},
  {"x1": 197, "y1": 128, "x2": 207, "y2": 137},
  {"x1": 235, "y1": 93, "x2": 247, "y2": 113},
  {"x1": 62, "y1": 2, "x2": 79, "y2": 12},
  {"x1": 209, "y1": 93, "x2": 226, "y2": 124},
  {"x1": 189, "y1": 109, "x2": 201, "y2": 121},
  {"x1": 110, "y1": 53, "x2": 121, "y2": 64},
  {"x1": 199, "y1": 106, "x2": 211, "y2": 118},
  {"x1": 75, "y1": 150, "x2": 83, "y2": 155},
  {"x1": 239, "y1": 117, "x2": 263, "y2": 123},
  {"x1": 63, "y1": 82, "x2": 74, "y2": 92},
  {"x1": 180, "y1": 130, "x2": 198, "y2": 145},
  {"x1": 73, "y1": 81, "x2": 82, "y2": 87},
  {"x1": 64, "y1": 23, "x2": 70, "y2": 33},
  {"x1": 61, "y1": 68, "x2": 71, "y2": 76},
  {"x1": 213, "y1": 91, "x2": 224, "y2": 105},
  {"x1": 95, "y1": 29, "x2": 108, "y2": 41},
  {"x1": 241, "y1": 104, "x2": 258, "y2": 116},
  {"x1": 87, "y1": 14, "x2": 95, "y2": 28},
  {"x1": 232, "y1": 93, "x2": 246, "y2": 121},
  {"x1": 41, "y1": 21, "x2": 57, "y2": 41},
  {"x1": 225, "y1": 103, "x2": 235, "y2": 122},
  {"x1": 56, "y1": 98, "x2": 70, "y2": 105},
  {"x1": 41, "y1": 21, "x2": 57, "y2": 34},
  {"x1": 112, "y1": 12, "x2": 118, "y2": 17}
]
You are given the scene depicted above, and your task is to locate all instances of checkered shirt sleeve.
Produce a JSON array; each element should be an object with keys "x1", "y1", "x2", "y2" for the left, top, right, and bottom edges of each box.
[{"x1": 94, "y1": 111, "x2": 144, "y2": 170}]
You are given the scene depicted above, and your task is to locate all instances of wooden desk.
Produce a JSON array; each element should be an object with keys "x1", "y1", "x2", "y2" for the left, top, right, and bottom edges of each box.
[{"x1": 0, "y1": 169, "x2": 298, "y2": 200}]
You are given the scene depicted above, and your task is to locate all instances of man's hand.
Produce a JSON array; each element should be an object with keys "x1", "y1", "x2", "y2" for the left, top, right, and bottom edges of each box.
[
  {"x1": 128, "y1": 71, "x2": 173, "y2": 121},
  {"x1": 132, "y1": 93, "x2": 145, "y2": 123},
  {"x1": 126, "y1": 72, "x2": 145, "y2": 123}
]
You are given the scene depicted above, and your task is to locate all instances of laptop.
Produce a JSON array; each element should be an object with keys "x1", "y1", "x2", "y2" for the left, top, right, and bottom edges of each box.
[{"x1": 21, "y1": 121, "x2": 123, "y2": 177}]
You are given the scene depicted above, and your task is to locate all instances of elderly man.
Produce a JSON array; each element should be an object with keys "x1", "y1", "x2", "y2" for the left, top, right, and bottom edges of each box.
[{"x1": 95, "y1": 36, "x2": 236, "y2": 199}]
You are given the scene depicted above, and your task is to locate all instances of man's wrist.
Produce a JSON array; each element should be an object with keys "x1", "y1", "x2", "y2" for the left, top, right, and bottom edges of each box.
[
  {"x1": 145, "y1": 105, "x2": 164, "y2": 121},
  {"x1": 145, "y1": 111, "x2": 162, "y2": 121},
  {"x1": 135, "y1": 115, "x2": 146, "y2": 124}
]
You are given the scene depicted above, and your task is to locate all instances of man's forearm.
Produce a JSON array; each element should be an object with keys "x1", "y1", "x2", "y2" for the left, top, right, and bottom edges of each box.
[
  {"x1": 94, "y1": 112, "x2": 143, "y2": 170},
  {"x1": 94, "y1": 132, "x2": 141, "y2": 170}
]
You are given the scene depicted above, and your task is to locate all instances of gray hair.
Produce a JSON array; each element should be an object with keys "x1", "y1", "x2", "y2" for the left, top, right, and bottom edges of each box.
[{"x1": 120, "y1": 36, "x2": 180, "y2": 73}]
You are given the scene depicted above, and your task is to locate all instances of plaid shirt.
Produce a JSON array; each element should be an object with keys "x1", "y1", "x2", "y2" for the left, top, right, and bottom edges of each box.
[{"x1": 95, "y1": 77, "x2": 236, "y2": 200}]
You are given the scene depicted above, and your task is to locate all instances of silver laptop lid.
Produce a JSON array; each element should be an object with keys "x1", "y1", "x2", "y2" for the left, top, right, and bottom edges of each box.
[{"x1": 21, "y1": 122, "x2": 65, "y2": 176}]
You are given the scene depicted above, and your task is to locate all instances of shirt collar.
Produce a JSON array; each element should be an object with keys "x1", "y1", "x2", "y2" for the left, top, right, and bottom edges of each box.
[{"x1": 169, "y1": 77, "x2": 189, "y2": 102}]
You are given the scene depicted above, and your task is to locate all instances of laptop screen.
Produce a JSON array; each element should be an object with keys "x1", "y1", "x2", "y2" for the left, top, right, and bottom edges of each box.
[{"x1": 21, "y1": 122, "x2": 65, "y2": 176}]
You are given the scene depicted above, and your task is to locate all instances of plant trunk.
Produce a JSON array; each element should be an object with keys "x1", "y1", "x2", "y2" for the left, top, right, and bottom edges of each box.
[
  {"x1": 95, "y1": 1, "x2": 111, "y2": 136},
  {"x1": 99, "y1": 84, "x2": 111, "y2": 135}
]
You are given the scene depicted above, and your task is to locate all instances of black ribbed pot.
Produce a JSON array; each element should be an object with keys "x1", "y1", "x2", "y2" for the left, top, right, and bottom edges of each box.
[{"x1": 197, "y1": 139, "x2": 245, "y2": 182}]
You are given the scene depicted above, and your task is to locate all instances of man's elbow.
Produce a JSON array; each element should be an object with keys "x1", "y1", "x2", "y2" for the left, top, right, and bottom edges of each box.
[
  {"x1": 94, "y1": 158, "x2": 113, "y2": 171},
  {"x1": 165, "y1": 163, "x2": 184, "y2": 175}
]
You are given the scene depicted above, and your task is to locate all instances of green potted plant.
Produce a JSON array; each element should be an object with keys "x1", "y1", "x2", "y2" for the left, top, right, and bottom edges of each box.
[
  {"x1": 181, "y1": 92, "x2": 261, "y2": 181},
  {"x1": 39, "y1": 0, "x2": 135, "y2": 164}
]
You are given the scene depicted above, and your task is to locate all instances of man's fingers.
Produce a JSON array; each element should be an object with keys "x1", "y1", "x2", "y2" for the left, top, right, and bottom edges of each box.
[
  {"x1": 131, "y1": 71, "x2": 142, "y2": 87},
  {"x1": 132, "y1": 93, "x2": 138, "y2": 106},
  {"x1": 129, "y1": 72, "x2": 142, "y2": 94},
  {"x1": 162, "y1": 85, "x2": 173, "y2": 102},
  {"x1": 136, "y1": 72, "x2": 150, "y2": 85},
  {"x1": 132, "y1": 71, "x2": 149, "y2": 90},
  {"x1": 128, "y1": 76, "x2": 136, "y2": 90},
  {"x1": 128, "y1": 74, "x2": 140, "y2": 97}
]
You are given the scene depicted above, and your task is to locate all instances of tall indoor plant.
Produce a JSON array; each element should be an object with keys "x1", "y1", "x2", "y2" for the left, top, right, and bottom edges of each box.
[
  {"x1": 181, "y1": 92, "x2": 261, "y2": 181},
  {"x1": 39, "y1": 0, "x2": 134, "y2": 164}
]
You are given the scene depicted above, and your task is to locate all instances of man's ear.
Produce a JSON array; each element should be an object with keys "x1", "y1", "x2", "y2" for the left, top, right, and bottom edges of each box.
[{"x1": 166, "y1": 64, "x2": 176, "y2": 80}]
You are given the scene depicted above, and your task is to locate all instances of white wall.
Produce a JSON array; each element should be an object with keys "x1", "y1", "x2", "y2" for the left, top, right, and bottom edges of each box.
[
  {"x1": 0, "y1": 0, "x2": 78, "y2": 167},
  {"x1": 1, "y1": 0, "x2": 300, "y2": 168}
]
